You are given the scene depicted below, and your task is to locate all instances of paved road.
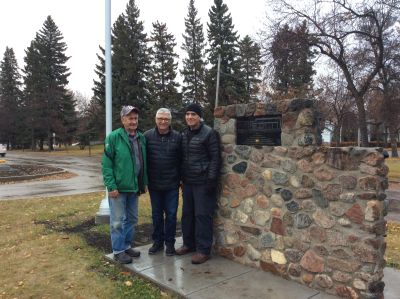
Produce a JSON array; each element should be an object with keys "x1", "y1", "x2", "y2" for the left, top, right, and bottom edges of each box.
[{"x1": 0, "y1": 152, "x2": 104, "y2": 200}]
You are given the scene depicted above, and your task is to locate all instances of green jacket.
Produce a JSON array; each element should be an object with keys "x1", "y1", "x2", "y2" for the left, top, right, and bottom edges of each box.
[{"x1": 102, "y1": 127, "x2": 148, "y2": 193}]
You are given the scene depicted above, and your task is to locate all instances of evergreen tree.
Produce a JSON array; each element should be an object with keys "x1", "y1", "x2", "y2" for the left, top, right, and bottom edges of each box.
[
  {"x1": 112, "y1": 0, "x2": 150, "y2": 128},
  {"x1": 0, "y1": 47, "x2": 23, "y2": 147},
  {"x1": 148, "y1": 21, "x2": 180, "y2": 111},
  {"x1": 91, "y1": 46, "x2": 106, "y2": 138},
  {"x1": 181, "y1": 0, "x2": 206, "y2": 105},
  {"x1": 270, "y1": 21, "x2": 315, "y2": 96},
  {"x1": 206, "y1": 0, "x2": 243, "y2": 107},
  {"x1": 23, "y1": 40, "x2": 48, "y2": 150},
  {"x1": 238, "y1": 35, "x2": 262, "y2": 101},
  {"x1": 23, "y1": 16, "x2": 75, "y2": 150},
  {"x1": 92, "y1": 0, "x2": 150, "y2": 130}
]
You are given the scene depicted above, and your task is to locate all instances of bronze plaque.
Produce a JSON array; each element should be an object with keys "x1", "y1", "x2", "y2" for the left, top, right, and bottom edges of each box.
[{"x1": 236, "y1": 116, "x2": 281, "y2": 146}]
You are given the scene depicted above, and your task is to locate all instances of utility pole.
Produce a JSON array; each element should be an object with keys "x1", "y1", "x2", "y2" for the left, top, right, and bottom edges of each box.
[
  {"x1": 215, "y1": 54, "x2": 221, "y2": 108},
  {"x1": 96, "y1": 0, "x2": 112, "y2": 224}
]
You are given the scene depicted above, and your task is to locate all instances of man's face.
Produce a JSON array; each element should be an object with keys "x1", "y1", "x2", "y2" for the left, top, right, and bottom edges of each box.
[
  {"x1": 122, "y1": 112, "x2": 138, "y2": 132},
  {"x1": 155, "y1": 112, "x2": 171, "y2": 131},
  {"x1": 185, "y1": 111, "x2": 201, "y2": 128}
]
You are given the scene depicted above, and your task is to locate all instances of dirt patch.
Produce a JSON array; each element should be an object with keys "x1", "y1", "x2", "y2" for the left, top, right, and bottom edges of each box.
[
  {"x1": 0, "y1": 164, "x2": 76, "y2": 184},
  {"x1": 35, "y1": 218, "x2": 182, "y2": 253},
  {"x1": 0, "y1": 164, "x2": 62, "y2": 176}
]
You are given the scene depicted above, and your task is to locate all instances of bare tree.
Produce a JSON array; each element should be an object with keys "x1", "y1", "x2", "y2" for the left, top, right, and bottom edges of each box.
[
  {"x1": 316, "y1": 67, "x2": 356, "y2": 144},
  {"x1": 268, "y1": 0, "x2": 399, "y2": 146}
]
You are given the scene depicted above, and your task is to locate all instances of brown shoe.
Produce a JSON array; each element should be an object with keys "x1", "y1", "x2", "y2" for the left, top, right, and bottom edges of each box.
[
  {"x1": 175, "y1": 245, "x2": 195, "y2": 256},
  {"x1": 191, "y1": 253, "x2": 210, "y2": 264}
]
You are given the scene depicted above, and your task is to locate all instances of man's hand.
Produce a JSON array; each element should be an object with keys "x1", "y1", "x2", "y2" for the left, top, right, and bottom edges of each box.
[
  {"x1": 109, "y1": 190, "x2": 119, "y2": 198},
  {"x1": 206, "y1": 179, "x2": 217, "y2": 195}
]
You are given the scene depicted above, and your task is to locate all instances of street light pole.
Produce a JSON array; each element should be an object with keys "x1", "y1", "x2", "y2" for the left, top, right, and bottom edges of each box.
[
  {"x1": 96, "y1": 0, "x2": 112, "y2": 224},
  {"x1": 215, "y1": 54, "x2": 221, "y2": 108}
]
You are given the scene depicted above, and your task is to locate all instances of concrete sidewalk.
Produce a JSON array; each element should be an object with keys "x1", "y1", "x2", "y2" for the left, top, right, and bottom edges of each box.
[{"x1": 105, "y1": 238, "x2": 400, "y2": 299}]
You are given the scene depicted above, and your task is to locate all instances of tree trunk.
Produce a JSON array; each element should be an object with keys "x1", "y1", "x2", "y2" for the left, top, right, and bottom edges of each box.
[
  {"x1": 31, "y1": 128, "x2": 35, "y2": 151},
  {"x1": 389, "y1": 126, "x2": 399, "y2": 157},
  {"x1": 355, "y1": 96, "x2": 369, "y2": 147}
]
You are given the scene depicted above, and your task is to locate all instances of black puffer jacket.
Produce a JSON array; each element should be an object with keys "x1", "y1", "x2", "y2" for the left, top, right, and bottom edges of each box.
[
  {"x1": 144, "y1": 127, "x2": 182, "y2": 190},
  {"x1": 181, "y1": 123, "x2": 221, "y2": 184}
]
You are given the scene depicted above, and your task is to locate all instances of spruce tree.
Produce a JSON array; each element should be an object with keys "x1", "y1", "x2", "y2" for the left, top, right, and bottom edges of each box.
[
  {"x1": 0, "y1": 47, "x2": 23, "y2": 147},
  {"x1": 93, "y1": 0, "x2": 150, "y2": 130},
  {"x1": 181, "y1": 0, "x2": 206, "y2": 105},
  {"x1": 23, "y1": 16, "x2": 75, "y2": 150},
  {"x1": 270, "y1": 21, "x2": 315, "y2": 96},
  {"x1": 91, "y1": 46, "x2": 106, "y2": 138},
  {"x1": 111, "y1": 0, "x2": 150, "y2": 128},
  {"x1": 23, "y1": 40, "x2": 47, "y2": 150},
  {"x1": 206, "y1": 0, "x2": 243, "y2": 107},
  {"x1": 148, "y1": 21, "x2": 180, "y2": 111},
  {"x1": 238, "y1": 35, "x2": 262, "y2": 101}
]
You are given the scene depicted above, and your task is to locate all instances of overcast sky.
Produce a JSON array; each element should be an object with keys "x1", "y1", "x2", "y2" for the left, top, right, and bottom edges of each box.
[{"x1": 0, "y1": 0, "x2": 267, "y2": 98}]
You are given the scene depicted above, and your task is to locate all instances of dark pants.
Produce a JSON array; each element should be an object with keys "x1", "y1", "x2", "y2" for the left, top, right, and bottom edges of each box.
[
  {"x1": 149, "y1": 188, "x2": 179, "y2": 246},
  {"x1": 182, "y1": 184, "x2": 216, "y2": 255}
]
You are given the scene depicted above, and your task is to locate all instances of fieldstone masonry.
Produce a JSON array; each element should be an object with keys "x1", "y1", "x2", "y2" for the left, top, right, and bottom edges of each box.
[{"x1": 213, "y1": 99, "x2": 388, "y2": 299}]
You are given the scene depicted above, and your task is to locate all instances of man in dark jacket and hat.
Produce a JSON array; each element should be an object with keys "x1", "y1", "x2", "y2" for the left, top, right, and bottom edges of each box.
[{"x1": 176, "y1": 103, "x2": 221, "y2": 264}]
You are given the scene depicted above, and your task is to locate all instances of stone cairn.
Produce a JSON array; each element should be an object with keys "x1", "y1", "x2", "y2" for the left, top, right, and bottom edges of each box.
[{"x1": 213, "y1": 99, "x2": 388, "y2": 299}]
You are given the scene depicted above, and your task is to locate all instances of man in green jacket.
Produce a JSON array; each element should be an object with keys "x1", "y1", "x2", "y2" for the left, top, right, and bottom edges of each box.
[{"x1": 102, "y1": 106, "x2": 148, "y2": 264}]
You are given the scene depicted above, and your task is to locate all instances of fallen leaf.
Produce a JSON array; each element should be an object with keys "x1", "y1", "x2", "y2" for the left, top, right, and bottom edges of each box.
[
  {"x1": 18, "y1": 281, "x2": 24, "y2": 286},
  {"x1": 160, "y1": 291, "x2": 168, "y2": 297},
  {"x1": 124, "y1": 281, "x2": 133, "y2": 287},
  {"x1": 120, "y1": 271, "x2": 130, "y2": 276}
]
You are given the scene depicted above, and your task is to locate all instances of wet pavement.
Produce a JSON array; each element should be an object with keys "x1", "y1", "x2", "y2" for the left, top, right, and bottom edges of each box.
[
  {"x1": 0, "y1": 152, "x2": 104, "y2": 200},
  {"x1": 106, "y1": 237, "x2": 400, "y2": 299},
  {"x1": 386, "y1": 189, "x2": 400, "y2": 223}
]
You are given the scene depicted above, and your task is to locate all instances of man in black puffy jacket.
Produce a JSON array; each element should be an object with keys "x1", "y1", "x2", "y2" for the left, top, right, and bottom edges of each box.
[
  {"x1": 144, "y1": 108, "x2": 182, "y2": 256},
  {"x1": 175, "y1": 103, "x2": 221, "y2": 264}
]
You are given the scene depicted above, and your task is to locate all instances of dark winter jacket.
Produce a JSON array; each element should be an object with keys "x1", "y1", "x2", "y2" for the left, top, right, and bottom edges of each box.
[
  {"x1": 181, "y1": 123, "x2": 221, "y2": 185},
  {"x1": 144, "y1": 127, "x2": 182, "y2": 190}
]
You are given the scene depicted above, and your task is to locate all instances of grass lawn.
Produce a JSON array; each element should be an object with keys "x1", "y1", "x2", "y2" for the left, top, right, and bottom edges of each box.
[
  {"x1": 12, "y1": 144, "x2": 104, "y2": 157},
  {"x1": 386, "y1": 222, "x2": 400, "y2": 269},
  {"x1": 386, "y1": 157, "x2": 400, "y2": 182},
  {"x1": 0, "y1": 192, "x2": 178, "y2": 299}
]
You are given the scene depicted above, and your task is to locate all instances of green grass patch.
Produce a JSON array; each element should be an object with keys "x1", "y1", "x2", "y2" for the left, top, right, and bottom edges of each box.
[
  {"x1": 386, "y1": 222, "x2": 400, "y2": 270},
  {"x1": 0, "y1": 192, "x2": 176, "y2": 299},
  {"x1": 386, "y1": 157, "x2": 400, "y2": 181},
  {"x1": 11, "y1": 144, "x2": 104, "y2": 157}
]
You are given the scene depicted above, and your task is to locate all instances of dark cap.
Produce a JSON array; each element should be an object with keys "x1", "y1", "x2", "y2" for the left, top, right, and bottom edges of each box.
[
  {"x1": 185, "y1": 103, "x2": 203, "y2": 118},
  {"x1": 120, "y1": 105, "x2": 139, "y2": 117}
]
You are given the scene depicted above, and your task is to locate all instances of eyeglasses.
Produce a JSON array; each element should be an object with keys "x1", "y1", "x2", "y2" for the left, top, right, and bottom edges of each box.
[{"x1": 156, "y1": 118, "x2": 170, "y2": 122}]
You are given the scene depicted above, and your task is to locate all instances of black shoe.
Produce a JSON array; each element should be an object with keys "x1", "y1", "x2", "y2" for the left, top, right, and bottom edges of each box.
[
  {"x1": 165, "y1": 245, "x2": 176, "y2": 256},
  {"x1": 125, "y1": 248, "x2": 140, "y2": 258},
  {"x1": 148, "y1": 243, "x2": 164, "y2": 255},
  {"x1": 114, "y1": 252, "x2": 132, "y2": 264}
]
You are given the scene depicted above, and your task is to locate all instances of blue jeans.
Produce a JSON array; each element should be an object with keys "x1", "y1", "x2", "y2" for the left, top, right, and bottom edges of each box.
[
  {"x1": 149, "y1": 188, "x2": 179, "y2": 246},
  {"x1": 108, "y1": 192, "x2": 138, "y2": 254}
]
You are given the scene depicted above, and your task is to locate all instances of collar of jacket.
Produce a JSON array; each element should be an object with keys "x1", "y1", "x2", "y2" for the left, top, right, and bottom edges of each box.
[
  {"x1": 155, "y1": 126, "x2": 172, "y2": 137},
  {"x1": 117, "y1": 127, "x2": 141, "y2": 147},
  {"x1": 187, "y1": 122, "x2": 203, "y2": 134}
]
